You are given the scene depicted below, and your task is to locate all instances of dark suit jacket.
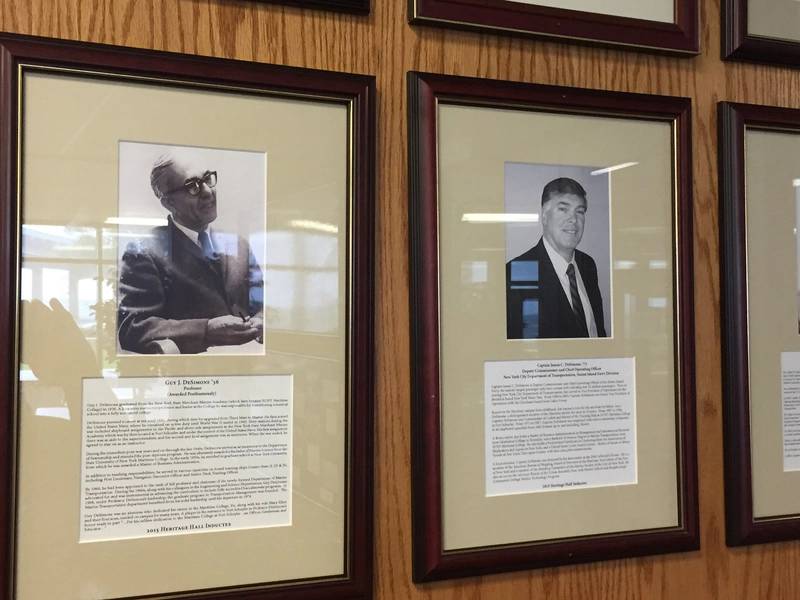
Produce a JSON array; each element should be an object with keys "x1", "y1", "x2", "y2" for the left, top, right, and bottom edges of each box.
[
  {"x1": 118, "y1": 217, "x2": 263, "y2": 354},
  {"x1": 506, "y1": 238, "x2": 607, "y2": 339}
]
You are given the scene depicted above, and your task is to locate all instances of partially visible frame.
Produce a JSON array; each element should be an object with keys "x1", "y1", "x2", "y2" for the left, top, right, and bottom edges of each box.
[
  {"x1": 719, "y1": 102, "x2": 800, "y2": 545},
  {"x1": 259, "y1": 0, "x2": 369, "y2": 13},
  {"x1": 723, "y1": 0, "x2": 800, "y2": 65},
  {"x1": 0, "y1": 33, "x2": 374, "y2": 600},
  {"x1": 410, "y1": 0, "x2": 699, "y2": 55},
  {"x1": 409, "y1": 72, "x2": 698, "y2": 582}
]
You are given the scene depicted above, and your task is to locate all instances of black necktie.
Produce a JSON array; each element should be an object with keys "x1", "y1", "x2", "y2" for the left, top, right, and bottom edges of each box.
[
  {"x1": 198, "y1": 230, "x2": 216, "y2": 260},
  {"x1": 566, "y1": 263, "x2": 589, "y2": 337},
  {"x1": 198, "y1": 230, "x2": 223, "y2": 283}
]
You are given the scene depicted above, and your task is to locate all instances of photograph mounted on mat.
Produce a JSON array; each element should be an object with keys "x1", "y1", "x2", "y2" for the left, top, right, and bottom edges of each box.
[
  {"x1": 410, "y1": 0, "x2": 698, "y2": 54},
  {"x1": 720, "y1": 102, "x2": 800, "y2": 546},
  {"x1": 723, "y1": 0, "x2": 800, "y2": 66},
  {"x1": 0, "y1": 33, "x2": 375, "y2": 600},
  {"x1": 408, "y1": 72, "x2": 698, "y2": 582}
]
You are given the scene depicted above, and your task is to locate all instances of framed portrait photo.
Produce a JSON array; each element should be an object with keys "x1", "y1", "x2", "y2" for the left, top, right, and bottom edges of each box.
[
  {"x1": 720, "y1": 102, "x2": 800, "y2": 546},
  {"x1": 409, "y1": 0, "x2": 699, "y2": 55},
  {"x1": 0, "y1": 33, "x2": 374, "y2": 600},
  {"x1": 723, "y1": 0, "x2": 800, "y2": 65},
  {"x1": 408, "y1": 72, "x2": 698, "y2": 582}
]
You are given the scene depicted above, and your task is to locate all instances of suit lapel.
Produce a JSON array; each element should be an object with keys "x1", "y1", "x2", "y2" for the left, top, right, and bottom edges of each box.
[
  {"x1": 212, "y1": 230, "x2": 240, "y2": 311},
  {"x1": 537, "y1": 240, "x2": 590, "y2": 337},
  {"x1": 536, "y1": 240, "x2": 578, "y2": 336},
  {"x1": 576, "y1": 252, "x2": 605, "y2": 337}
]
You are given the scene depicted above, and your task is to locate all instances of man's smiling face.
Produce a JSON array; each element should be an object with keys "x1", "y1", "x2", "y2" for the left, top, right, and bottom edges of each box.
[
  {"x1": 160, "y1": 158, "x2": 218, "y2": 232},
  {"x1": 540, "y1": 192, "x2": 586, "y2": 261}
]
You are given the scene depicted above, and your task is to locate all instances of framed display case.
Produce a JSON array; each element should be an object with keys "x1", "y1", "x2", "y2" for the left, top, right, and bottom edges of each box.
[
  {"x1": 723, "y1": 0, "x2": 800, "y2": 65},
  {"x1": 408, "y1": 72, "x2": 698, "y2": 582},
  {"x1": 720, "y1": 101, "x2": 800, "y2": 546},
  {"x1": 0, "y1": 33, "x2": 375, "y2": 600},
  {"x1": 410, "y1": 0, "x2": 699, "y2": 55}
]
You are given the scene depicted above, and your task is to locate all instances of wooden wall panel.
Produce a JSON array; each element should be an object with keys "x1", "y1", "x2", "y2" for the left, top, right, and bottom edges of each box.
[{"x1": 2, "y1": 0, "x2": 800, "y2": 598}]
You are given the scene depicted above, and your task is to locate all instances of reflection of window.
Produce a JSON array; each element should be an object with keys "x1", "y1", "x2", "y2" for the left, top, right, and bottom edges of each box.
[
  {"x1": 522, "y1": 299, "x2": 539, "y2": 338},
  {"x1": 461, "y1": 261, "x2": 488, "y2": 284},
  {"x1": 511, "y1": 259, "x2": 538, "y2": 283},
  {"x1": 20, "y1": 222, "x2": 341, "y2": 372},
  {"x1": 42, "y1": 268, "x2": 70, "y2": 307},
  {"x1": 21, "y1": 223, "x2": 117, "y2": 369},
  {"x1": 264, "y1": 230, "x2": 338, "y2": 334},
  {"x1": 20, "y1": 268, "x2": 32, "y2": 301},
  {"x1": 78, "y1": 278, "x2": 97, "y2": 322},
  {"x1": 507, "y1": 258, "x2": 541, "y2": 340}
]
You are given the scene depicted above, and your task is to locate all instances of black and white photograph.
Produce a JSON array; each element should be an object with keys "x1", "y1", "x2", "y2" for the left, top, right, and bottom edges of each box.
[
  {"x1": 117, "y1": 142, "x2": 267, "y2": 355},
  {"x1": 505, "y1": 162, "x2": 612, "y2": 340}
]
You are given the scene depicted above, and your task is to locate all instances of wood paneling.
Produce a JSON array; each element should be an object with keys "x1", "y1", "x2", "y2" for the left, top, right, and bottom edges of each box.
[{"x1": 2, "y1": 0, "x2": 800, "y2": 597}]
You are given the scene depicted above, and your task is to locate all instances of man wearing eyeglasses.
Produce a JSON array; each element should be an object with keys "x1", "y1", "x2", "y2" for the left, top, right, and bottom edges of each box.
[{"x1": 117, "y1": 152, "x2": 263, "y2": 354}]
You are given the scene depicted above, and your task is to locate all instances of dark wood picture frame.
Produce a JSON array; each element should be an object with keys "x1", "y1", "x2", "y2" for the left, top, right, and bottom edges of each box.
[
  {"x1": 722, "y1": 0, "x2": 800, "y2": 65},
  {"x1": 719, "y1": 101, "x2": 800, "y2": 546},
  {"x1": 410, "y1": 0, "x2": 698, "y2": 55},
  {"x1": 408, "y1": 72, "x2": 698, "y2": 583},
  {"x1": 0, "y1": 33, "x2": 375, "y2": 600},
  {"x1": 258, "y1": 0, "x2": 369, "y2": 14}
]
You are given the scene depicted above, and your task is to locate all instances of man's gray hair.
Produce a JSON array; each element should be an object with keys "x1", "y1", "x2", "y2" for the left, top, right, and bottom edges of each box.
[{"x1": 150, "y1": 153, "x2": 176, "y2": 200}]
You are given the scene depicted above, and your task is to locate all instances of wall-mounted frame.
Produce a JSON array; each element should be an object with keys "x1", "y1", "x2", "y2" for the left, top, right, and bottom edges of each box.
[
  {"x1": 409, "y1": 0, "x2": 699, "y2": 55},
  {"x1": 0, "y1": 33, "x2": 374, "y2": 600},
  {"x1": 723, "y1": 0, "x2": 800, "y2": 65},
  {"x1": 260, "y1": 0, "x2": 369, "y2": 13},
  {"x1": 720, "y1": 102, "x2": 800, "y2": 546},
  {"x1": 408, "y1": 72, "x2": 698, "y2": 582}
]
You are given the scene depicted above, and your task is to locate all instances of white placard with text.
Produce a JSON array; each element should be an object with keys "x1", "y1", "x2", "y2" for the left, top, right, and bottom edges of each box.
[
  {"x1": 485, "y1": 357, "x2": 636, "y2": 496},
  {"x1": 80, "y1": 375, "x2": 292, "y2": 542}
]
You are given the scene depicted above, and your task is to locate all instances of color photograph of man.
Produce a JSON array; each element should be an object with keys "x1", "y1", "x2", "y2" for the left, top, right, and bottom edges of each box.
[
  {"x1": 505, "y1": 165, "x2": 611, "y2": 340},
  {"x1": 117, "y1": 143, "x2": 266, "y2": 354}
]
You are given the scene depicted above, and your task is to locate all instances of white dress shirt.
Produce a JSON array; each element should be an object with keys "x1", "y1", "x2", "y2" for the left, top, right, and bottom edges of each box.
[
  {"x1": 173, "y1": 220, "x2": 215, "y2": 253},
  {"x1": 542, "y1": 237, "x2": 598, "y2": 337}
]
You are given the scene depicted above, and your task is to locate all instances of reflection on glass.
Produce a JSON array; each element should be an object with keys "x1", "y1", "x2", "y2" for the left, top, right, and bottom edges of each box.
[
  {"x1": 521, "y1": 298, "x2": 539, "y2": 339},
  {"x1": 78, "y1": 278, "x2": 97, "y2": 323},
  {"x1": 20, "y1": 268, "x2": 32, "y2": 301},
  {"x1": 511, "y1": 259, "x2": 539, "y2": 282},
  {"x1": 23, "y1": 225, "x2": 99, "y2": 260},
  {"x1": 19, "y1": 218, "x2": 342, "y2": 372},
  {"x1": 42, "y1": 268, "x2": 69, "y2": 308},
  {"x1": 461, "y1": 261, "x2": 488, "y2": 284},
  {"x1": 266, "y1": 229, "x2": 339, "y2": 335},
  {"x1": 507, "y1": 259, "x2": 540, "y2": 339}
]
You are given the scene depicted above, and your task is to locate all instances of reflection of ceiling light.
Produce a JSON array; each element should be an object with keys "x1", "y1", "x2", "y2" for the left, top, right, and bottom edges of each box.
[
  {"x1": 649, "y1": 260, "x2": 667, "y2": 270},
  {"x1": 614, "y1": 260, "x2": 637, "y2": 270},
  {"x1": 35, "y1": 407, "x2": 70, "y2": 420},
  {"x1": 105, "y1": 217, "x2": 168, "y2": 226},
  {"x1": 462, "y1": 213, "x2": 539, "y2": 223},
  {"x1": 793, "y1": 179, "x2": 800, "y2": 187},
  {"x1": 290, "y1": 219, "x2": 338, "y2": 233},
  {"x1": 591, "y1": 162, "x2": 639, "y2": 175}
]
